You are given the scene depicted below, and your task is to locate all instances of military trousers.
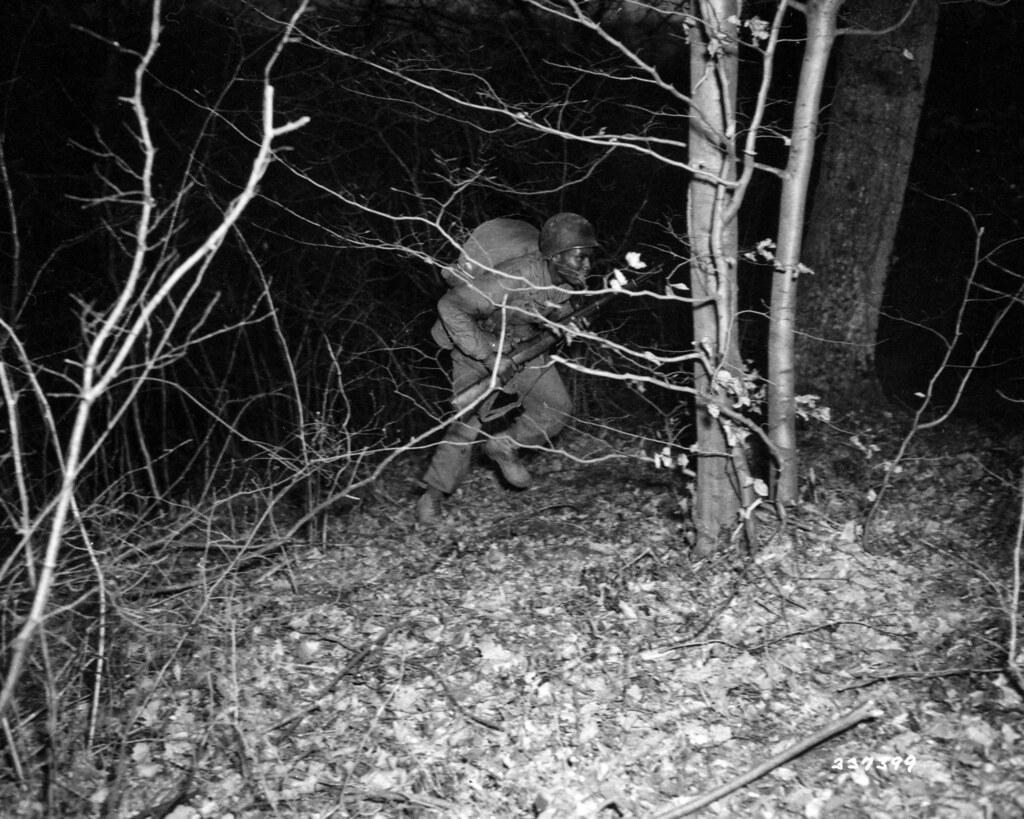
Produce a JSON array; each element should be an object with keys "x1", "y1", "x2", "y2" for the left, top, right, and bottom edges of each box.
[{"x1": 421, "y1": 350, "x2": 572, "y2": 494}]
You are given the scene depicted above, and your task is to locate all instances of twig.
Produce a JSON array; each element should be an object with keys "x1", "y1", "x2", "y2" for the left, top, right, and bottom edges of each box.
[
  {"x1": 650, "y1": 699, "x2": 880, "y2": 818},
  {"x1": 335, "y1": 787, "x2": 456, "y2": 814},
  {"x1": 1007, "y1": 466, "x2": 1024, "y2": 690},
  {"x1": 834, "y1": 665, "x2": 1003, "y2": 692},
  {"x1": 267, "y1": 626, "x2": 397, "y2": 732},
  {"x1": 0, "y1": 717, "x2": 24, "y2": 783},
  {"x1": 653, "y1": 619, "x2": 907, "y2": 658},
  {"x1": 426, "y1": 668, "x2": 503, "y2": 732},
  {"x1": 481, "y1": 503, "x2": 584, "y2": 539},
  {"x1": 124, "y1": 780, "x2": 194, "y2": 819}
]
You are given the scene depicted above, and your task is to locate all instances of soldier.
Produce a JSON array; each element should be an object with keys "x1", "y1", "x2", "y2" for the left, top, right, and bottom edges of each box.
[{"x1": 415, "y1": 213, "x2": 598, "y2": 525}]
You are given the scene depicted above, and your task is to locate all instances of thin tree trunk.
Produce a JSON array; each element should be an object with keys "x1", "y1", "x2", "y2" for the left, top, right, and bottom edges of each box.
[
  {"x1": 688, "y1": 0, "x2": 744, "y2": 553},
  {"x1": 768, "y1": 0, "x2": 844, "y2": 504},
  {"x1": 796, "y1": 0, "x2": 939, "y2": 401}
]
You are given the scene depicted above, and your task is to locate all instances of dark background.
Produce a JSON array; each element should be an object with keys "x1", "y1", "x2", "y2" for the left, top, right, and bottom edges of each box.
[
  {"x1": 1, "y1": 0, "x2": 1021, "y2": 496},
  {"x1": 880, "y1": 0, "x2": 1023, "y2": 420}
]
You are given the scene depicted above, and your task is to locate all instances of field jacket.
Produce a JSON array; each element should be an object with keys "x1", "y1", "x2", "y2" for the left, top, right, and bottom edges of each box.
[{"x1": 431, "y1": 252, "x2": 575, "y2": 361}]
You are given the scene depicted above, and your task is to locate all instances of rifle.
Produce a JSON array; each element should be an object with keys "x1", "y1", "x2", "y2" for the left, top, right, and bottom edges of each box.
[{"x1": 451, "y1": 267, "x2": 661, "y2": 411}]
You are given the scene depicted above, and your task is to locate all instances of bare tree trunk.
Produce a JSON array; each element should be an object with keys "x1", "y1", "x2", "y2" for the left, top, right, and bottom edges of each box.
[
  {"x1": 688, "y1": 0, "x2": 744, "y2": 553},
  {"x1": 767, "y1": 0, "x2": 844, "y2": 504},
  {"x1": 796, "y1": 0, "x2": 939, "y2": 401}
]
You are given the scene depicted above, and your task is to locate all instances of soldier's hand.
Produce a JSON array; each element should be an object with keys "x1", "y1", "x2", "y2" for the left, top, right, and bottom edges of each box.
[
  {"x1": 556, "y1": 316, "x2": 590, "y2": 343},
  {"x1": 485, "y1": 333, "x2": 515, "y2": 355},
  {"x1": 484, "y1": 353, "x2": 518, "y2": 381}
]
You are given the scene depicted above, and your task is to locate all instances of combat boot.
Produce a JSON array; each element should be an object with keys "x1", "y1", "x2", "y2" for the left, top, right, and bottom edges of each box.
[
  {"x1": 415, "y1": 487, "x2": 443, "y2": 526},
  {"x1": 482, "y1": 437, "x2": 532, "y2": 488}
]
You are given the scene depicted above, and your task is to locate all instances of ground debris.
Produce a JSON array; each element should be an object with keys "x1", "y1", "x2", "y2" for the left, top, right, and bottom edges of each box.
[{"x1": 11, "y1": 416, "x2": 1022, "y2": 819}]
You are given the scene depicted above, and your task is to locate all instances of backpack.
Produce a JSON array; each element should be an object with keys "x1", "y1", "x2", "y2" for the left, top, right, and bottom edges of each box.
[{"x1": 441, "y1": 218, "x2": 540, "y2": 287}]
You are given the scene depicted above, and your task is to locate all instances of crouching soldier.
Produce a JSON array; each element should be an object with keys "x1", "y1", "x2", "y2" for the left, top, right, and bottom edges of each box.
[{"x1": 415, "y1": 213, "x2": 598, "y2": 525}]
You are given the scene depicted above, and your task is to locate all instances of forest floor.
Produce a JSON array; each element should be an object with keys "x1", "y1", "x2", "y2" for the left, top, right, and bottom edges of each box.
[{"x1": 9, "y1": 409, "x2": 1024, "y2": 819}]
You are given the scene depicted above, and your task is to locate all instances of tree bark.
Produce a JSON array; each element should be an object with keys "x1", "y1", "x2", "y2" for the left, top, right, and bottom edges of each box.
[
  {"x1": 796, "y1": 0, "x2": 939, "y2": 401},
  {"x1": 768, "y1": 0, "x2": 844, "y2": 504},
  {"x1": 688, "y1": 0, "x2": 744, "y2": 553}
]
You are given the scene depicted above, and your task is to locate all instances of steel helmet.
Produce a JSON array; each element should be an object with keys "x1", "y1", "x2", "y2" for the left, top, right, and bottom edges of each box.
[{"x1": 538, "y1": 213, "x2": 598, "y2": 258}]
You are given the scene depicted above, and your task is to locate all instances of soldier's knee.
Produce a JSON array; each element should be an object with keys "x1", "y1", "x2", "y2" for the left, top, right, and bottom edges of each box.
[{"x1": 446, "y1": 420, "x2": 481, "y2": 444}]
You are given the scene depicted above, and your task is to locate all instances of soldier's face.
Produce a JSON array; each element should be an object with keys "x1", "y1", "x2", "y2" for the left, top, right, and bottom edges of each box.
[{"x1": 551, "y1": 247, "x2": 593, "y2": 287}]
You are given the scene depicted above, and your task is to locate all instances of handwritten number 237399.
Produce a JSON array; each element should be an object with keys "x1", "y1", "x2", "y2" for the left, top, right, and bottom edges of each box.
[{"x1": 831, "y1": 756, "x2": 917, "y2": 773}]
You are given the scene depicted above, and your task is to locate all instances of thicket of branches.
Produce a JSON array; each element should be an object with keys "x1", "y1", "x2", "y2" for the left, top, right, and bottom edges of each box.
[{"x1": 0, "y1": 2, "x2": 701, "y2": 793}]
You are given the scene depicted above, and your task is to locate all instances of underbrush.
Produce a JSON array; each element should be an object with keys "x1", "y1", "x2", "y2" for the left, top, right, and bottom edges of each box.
[{"x1": 1, "y1": 411, "x2": 1022, "y2": 818}]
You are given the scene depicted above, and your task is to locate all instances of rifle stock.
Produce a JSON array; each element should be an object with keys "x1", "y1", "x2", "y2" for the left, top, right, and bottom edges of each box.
[{"x1": 450, "y1": 268, "x2": 660, "y2": 411}]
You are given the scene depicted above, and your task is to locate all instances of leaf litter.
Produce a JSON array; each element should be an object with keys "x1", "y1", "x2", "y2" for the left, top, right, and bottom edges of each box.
[{"x1": 42, "y1": 413, "x2": 1024, "y2": 818}]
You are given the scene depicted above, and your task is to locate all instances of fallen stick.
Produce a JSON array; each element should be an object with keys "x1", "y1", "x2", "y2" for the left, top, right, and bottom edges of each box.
[{"x1": 650, "y1": 699, "x2": 881, "y2": 818}]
